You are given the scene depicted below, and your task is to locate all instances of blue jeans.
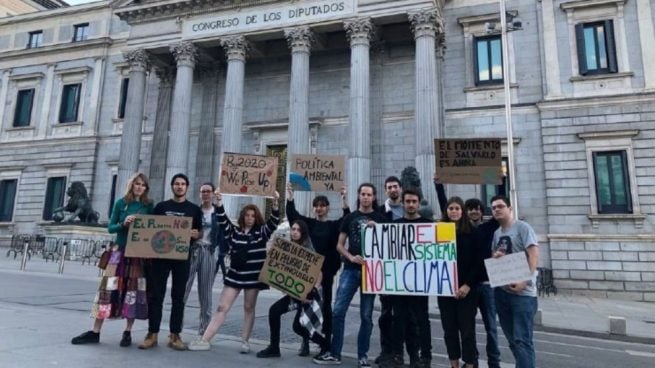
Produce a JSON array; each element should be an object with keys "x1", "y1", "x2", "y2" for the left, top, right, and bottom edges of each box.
[
  {"x1": 330, "y1": 267, "x2": 376, "y2": 360},
  {"x1": 478, "y1": 284, "x2": 501, "y2": 368},
  {"x1": 495, "y1": 289, "x2": 537, "y2": 368}
]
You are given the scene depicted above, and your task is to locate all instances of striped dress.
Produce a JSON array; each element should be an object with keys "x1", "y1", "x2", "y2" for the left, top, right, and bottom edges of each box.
[{"x1": 217, "y1": 205, "x2": 280, "y2": 290}]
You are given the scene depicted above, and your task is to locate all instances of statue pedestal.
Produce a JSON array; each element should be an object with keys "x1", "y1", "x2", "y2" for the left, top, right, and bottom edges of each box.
[{"x1": 40, "y1": 223, "x2": 113, "y2": 261}]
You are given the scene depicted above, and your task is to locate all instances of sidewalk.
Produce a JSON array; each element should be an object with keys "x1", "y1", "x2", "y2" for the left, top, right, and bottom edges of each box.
[{"x1": 1, "y1": 252, "x2": 654, "y2": 345}]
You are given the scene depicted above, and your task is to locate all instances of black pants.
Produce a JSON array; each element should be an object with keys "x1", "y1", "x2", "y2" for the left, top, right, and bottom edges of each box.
[
  {"x1": 146, "y1": 259, "x2": 190, "y2": 334},
  {"x1": 268, "y1": 295, "x2": 329, "y2": 350},
  {"x1": 378, "y1": 294, "x2": 393, "y2": 355},
  {"x1": 321, "y1": 271, "x2": 336, "y2": 344},
  {"x1": 215, "y1": 254, "x2": 226, "y2": 278},
  {"x1": 437, "y1": 290, "x2": 479, "y2": 365},
  {"x1": 391, "y1": 295, "x2": 431, "y2": 361}
]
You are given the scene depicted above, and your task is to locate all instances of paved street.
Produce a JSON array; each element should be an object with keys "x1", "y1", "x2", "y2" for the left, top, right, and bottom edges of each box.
[{"x1": 1, "y1": 256, "x2": 654, "y2": 368}]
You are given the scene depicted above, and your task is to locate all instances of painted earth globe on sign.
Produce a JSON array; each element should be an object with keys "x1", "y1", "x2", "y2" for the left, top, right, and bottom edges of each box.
[{"x1": 150, "y1": 230, "x2": 177, "y2": 254}]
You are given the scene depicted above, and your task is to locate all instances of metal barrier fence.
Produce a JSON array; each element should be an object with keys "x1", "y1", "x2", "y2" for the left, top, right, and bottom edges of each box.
[{"x1": 5, "y1": 234, "x2": 113, "y2": 274}]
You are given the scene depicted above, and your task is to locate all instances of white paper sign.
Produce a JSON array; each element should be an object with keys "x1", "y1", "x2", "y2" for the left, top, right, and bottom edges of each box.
[{"x1": 484, "y1": 252, "x2": 533, "y2": 288}]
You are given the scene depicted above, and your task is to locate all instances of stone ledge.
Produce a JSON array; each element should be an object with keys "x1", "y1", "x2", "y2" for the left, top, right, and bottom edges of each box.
[
  {"x1": 588, "y1": 213, "x2": 646, "y2": 229},
  {"x1": 570, "y1": 71, "x2": 634, "y2": 83}
]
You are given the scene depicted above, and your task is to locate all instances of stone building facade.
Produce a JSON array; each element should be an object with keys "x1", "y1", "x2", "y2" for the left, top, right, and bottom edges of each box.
[{"x1": 0, "y1": 0, "x2": 654, "y2": 300}]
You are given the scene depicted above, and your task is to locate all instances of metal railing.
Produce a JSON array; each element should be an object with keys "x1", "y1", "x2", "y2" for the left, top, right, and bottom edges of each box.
[{"x1": 5, "y1": 233, "x2": 113, "y2": 274}]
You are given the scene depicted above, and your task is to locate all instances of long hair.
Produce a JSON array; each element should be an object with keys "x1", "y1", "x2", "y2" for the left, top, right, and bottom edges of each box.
[
  {"x1": 356, "y1": 182, "x2": 379, "y2": 211},
  {"x1": 290, "y1": 220, "x2": 312, "y2": 249},
  {"x1": 237, "y1": 204, "x2": 265, "y2": 229},
  {"x1": 124, "y1": 173, "x2": 151, "y2": 204},
  {"x1": 440, "y1": 196, "x2": 472, "y2": 234}
]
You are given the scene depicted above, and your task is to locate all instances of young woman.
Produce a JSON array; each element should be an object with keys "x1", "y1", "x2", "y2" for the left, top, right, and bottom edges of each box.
[
  {"x1": 256, "y1": 220, "x2": 329, "y2": 359},
  {"x1": 437, "y1": 196, "x2": 480, "y2": 368},
  {"x1": 71, "y1": 172, "x2": 153, "y2": 347},
  {"x1": 188, "y1": 189, "x2": 280, "y2": 352}
]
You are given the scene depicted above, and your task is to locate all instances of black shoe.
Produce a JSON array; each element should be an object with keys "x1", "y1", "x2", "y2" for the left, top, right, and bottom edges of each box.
[
  {"x1": 71, "y1": 330, "x2": 100, "y2": 345},
  {"x1": 119, "y1": 331, "x2": 132, "y2": 347},
  {"x1": 256, "y1": 345, "x2": 281, "y2": 358},
  {"x1": 299, "y1": 337, "x2": 310, "y2": 356}
]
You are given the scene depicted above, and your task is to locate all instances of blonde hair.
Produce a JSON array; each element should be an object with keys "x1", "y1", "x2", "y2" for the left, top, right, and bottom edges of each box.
[{"x1": 124, "y1": 172, "x2": 151, "y2": 204}]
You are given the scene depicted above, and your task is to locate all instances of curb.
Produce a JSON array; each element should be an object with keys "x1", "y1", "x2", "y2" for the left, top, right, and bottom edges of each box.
[{"x1": 354, "y1": 303, "x2": 655, "y2": 346}]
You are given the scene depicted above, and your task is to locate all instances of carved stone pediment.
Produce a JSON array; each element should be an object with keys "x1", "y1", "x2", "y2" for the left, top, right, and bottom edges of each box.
[{"x1": 113, "y1": 0, "x2": 286, "y2": 24}]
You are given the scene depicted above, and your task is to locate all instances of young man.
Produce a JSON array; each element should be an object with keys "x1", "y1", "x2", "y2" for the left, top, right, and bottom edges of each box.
[
  {"x1": 183, "y1": 182, "x2": 221, "y2": 337},
  {"x1": 490, "y1": 195, "x2": 539, "y2": 368},
  {"x1": 386, "y1": 188, "x2": 432, "y2": 368},
  {"x1": 313, "y1": 183, "x2": 386, "y2": 367},
  {"x1": 139, "y1": 173, "x2": 203, "y2": 351},
  {"x1": 434, "y1": 175, "x2": 501, "y2": 368},
  {"x1": 286, "y1": 183, "x2": 350, "y2": 355}
]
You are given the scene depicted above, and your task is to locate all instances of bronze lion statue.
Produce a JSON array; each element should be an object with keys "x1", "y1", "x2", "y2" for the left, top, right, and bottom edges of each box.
[{"x1": 52, "y1": 181, "x2": 100, "y2": 224}]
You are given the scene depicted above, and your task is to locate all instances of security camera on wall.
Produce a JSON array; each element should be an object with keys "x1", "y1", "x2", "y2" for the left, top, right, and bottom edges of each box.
[
  {"x1": 511, "y1": 18, "x2": 523, "y2": 30},
  {"x1": 484, "y1": 22, "x2": 496, "y2": 34}
]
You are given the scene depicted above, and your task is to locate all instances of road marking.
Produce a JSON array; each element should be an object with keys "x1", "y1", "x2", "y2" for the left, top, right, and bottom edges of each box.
[{"x1": 625, "y1": 350, "x2": 655, "y2": 358}]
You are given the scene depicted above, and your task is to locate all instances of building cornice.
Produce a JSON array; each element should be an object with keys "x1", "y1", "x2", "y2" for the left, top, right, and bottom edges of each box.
[
  {"x1": 560, "y1": 0, "x2": 627, "y2": 12},
  {"x1": 0, "y1": 1, "x2": 112, "y2": 25},
  {"x1": 537, "y1": 91, "x2": 655, "y2": 111},
  {"x1": 114, "y1": 0, "x2": 285, "y2": 25},
  {"x1": 0, "y1": 38, "x2": 114, "y2": 62}
]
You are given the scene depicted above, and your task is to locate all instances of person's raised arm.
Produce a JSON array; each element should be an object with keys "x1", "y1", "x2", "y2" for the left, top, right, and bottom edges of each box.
[
  {"x1": 213, "y1": 188, "x2": 234, "y2": 237},
  {"x1": 433, "y1": 172, "x2": 448, "y2": 214},
  {"x1": 286, "y1": 182, "x2": 311, "y2": 224},
  {"x1": 263, "y1": 191, "x2": 281, "y2": 238}
]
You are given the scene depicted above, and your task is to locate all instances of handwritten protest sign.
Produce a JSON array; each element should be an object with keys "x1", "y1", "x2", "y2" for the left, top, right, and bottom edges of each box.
[
  {"x1": 484, "y1": 252, "x2": 533, "y2": 288},
  {"x1": 434, "y1": 138, "x2": 503, "y2": 185},
  {"x1": 289, "y1": 154, "x2": 345, "y2": 192},
  {"x1": 125, "y1": 215, "x2": 192, "y2": 260},
  {"x1": 259, "y1": 237, "x2": 324, "y2": 301},
  {"x1": 362, "y1": 222, "x2": 458, "y2": 297},
  {"x1": 220, "y1": 152, "x2": 278, "y2": 197}
]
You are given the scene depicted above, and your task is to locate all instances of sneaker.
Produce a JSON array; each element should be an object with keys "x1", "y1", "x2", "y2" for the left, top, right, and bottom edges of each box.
[
  {"x1": 188, "y1": 339, "x2": 211, "y2": 351},
  {"x1": 138, "y1": 332, "x2": 158, "y2": 350},
  {"x1": 313, "y1": 352, "x2": 341, "y2": 365},
  {"x1": 299, "y1": 337, "x2": 310, "y2": 356},
  {"x1": 119, "y1": 331, "x2": 131, "y2": 347},
  {"x1": 256, "y1": 345, "x2": 281, "y2": 358},
  {"x1": 359, "y1": 357, "x2": 372, "y2": 368},
  {"x1": 240, "y1": 340, "x2": 250, "y2": 354},
  {"x1": 71, "y1": 330, "x2": 100, "y2": 345},
  {"x1": 168, "y1": 333, "x2": 187, "y2": 351}
]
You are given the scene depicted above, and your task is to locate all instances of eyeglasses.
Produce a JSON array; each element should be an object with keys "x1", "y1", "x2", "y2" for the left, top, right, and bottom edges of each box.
[
  {"x1": 491, "y1": 204, "x2": 507, "y2": 210},
  {"x1": 200, "y1": 190, "x2": 212, "y2": 193}
]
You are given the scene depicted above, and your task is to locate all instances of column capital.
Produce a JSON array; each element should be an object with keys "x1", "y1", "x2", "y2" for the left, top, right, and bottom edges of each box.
[
  {"x1": 221, "y1": 35, "x2": 249, "y2": 62},
  {"x1": 408, "y1": 8, "x2": 445, "y2": 39},
  {"x1": 344, "y1": 18, "x2": 375, "y2": 47},
  {"x1": 123, "y1": 48, "x2": 150, "y2": 73},
  {"x1": 170, "y1": 41, "x2": 197, "y2": 68},
  {"x1": 284, "y1": 26, "x2": 314, "y2": 53},
  {"x1": 155, "y1": 67, "x2": 175, "y2": 87}
]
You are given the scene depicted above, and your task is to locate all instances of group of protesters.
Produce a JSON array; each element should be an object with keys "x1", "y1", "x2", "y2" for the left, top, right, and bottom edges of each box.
[{"x1": 71, "y1": 170, "x2": 539, "y2": 368}]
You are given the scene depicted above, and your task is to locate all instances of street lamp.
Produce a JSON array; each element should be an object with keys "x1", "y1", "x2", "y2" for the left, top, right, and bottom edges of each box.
[{"x1": 486, "y1": 0, "x2": 522, "y2": 218}]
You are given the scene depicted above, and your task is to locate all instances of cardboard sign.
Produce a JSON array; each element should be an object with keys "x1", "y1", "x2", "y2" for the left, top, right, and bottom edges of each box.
[
  {"x1": 361, "y1": 222, "x2": 458, "y2": 297},
  {"x1": 289, "y1": 154, "x2": 345, "y2": 192},
  {"x1": 484, "y1": 252, "x2": 533, "y2": 288},
  {"x1": 220, "y1": 152, "x2": 278, "y2": 197},
  {"x1": 125, "y1": 215, "x2": 192, "y2": 260},
  {"x1": 259, "y1": 237, "x2": 324, "y2": 301},
  {"x1": 434, "y1": 138, "x2": 503, "y2": 184}
]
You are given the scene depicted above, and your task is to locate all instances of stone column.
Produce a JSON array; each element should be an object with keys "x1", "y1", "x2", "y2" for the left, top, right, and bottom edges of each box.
[
  {"x1": 195, "y1": 65, "x2": 221, "y2": 188},
  {"x1": 117, "y1": 48, "x2": 149, "y2": 194},
  {"x1": 409, "y1": 9, "x2": 444, "y2": 215},
  {"x1": 540, "y1": 0, "x2": 562, "y2": 98},
  {"x1": 219, "y1": 36, "x2": 249, "y2": 217},
  {"x1": 637, "y1": 0, "x2": 655, "y2": 90},
  {"x1": 285, "y1": 26, "x2": 313, "y2": 213},
  {"x1": 344, "y1": 18, "x2": 374, "y2": 207},
  {"x1": 165, "y1": 41, "x2": 197, "y2": 190},
  {"x1": 149, "y1": 68, "x2": 175, "y2": 202}
]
